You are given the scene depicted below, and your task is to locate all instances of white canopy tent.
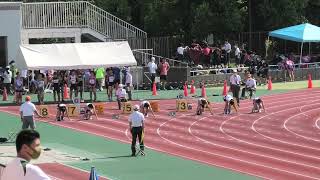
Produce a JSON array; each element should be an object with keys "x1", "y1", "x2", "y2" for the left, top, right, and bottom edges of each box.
[{"x1": 15, "y1": 41, "x2": 137, "y2": 70}]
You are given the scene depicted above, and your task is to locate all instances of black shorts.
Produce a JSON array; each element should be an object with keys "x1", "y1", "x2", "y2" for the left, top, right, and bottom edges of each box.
[
  {"x1": 108, "y1": 82, "x2": 114, "y2": 87},
  {"x1": 70, "y1": 84, "x2": 78, "y2": 91},
  {"x1": 15, "y1": 89, "x2": 24, "y2": 93},
  {"x1": 53, "y1": 84, "x2": 60, "y2": 92},
  {"x1": 120, "y1": 98, "x2": 127, "y2": 102},
  {"x1": 160, "y1": 75, "x2": 167, "y2": 81},
  {"x1": 58, "y1": 107, "x2": 66, "y2": 112}
]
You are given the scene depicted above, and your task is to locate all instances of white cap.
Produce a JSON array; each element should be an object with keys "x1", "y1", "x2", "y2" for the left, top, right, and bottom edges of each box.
[
  {"x1": 118, "y1": 84, "x2": 123, "y2": 88},
  {"x1": 133, "y1": 105, "x2": 140, "y2": 111},
  {"x1": 151, "y1": 57, "x2": 155, "y2": 62}
]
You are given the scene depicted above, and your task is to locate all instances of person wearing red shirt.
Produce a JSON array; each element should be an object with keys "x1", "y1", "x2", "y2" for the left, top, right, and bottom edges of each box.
[{"x1": 158, "y1": 59, "x2": 170, "y2": 90}]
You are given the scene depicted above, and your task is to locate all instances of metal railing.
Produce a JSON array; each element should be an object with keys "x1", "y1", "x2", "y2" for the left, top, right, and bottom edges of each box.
[
  {"x1": 21, "y1": 1, "x2": 147, "y2": 44},
  {"x1": 268, "y1": 62, "x2": 320, "y2": 70},
  {"x1": 132, "y1": 50, "x2": 188, "y2": 67}
]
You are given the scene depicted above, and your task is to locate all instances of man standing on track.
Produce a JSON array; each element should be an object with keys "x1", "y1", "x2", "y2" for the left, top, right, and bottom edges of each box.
[
  {"x1": 20, "y1": 96, "x2": 43, "y2": 130},
  {"x1": 229, "y1": 70, "x2": 241, "y2": 106},
  {"x1": 128, "y1": 105, "x2": 145, "y2": 156}
]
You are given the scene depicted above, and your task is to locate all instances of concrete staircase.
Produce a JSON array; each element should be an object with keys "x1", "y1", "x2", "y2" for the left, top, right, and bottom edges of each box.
[{"x1": 21, "y1": 1, "x2": 147, "y2": 49}]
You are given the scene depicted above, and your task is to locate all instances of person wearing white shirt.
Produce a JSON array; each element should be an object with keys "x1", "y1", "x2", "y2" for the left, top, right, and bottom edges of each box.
[
  {"x1": 128, "y1": 105, "x2": 145, "y2": 156},
  {"x1": 241, "y1": 74, "x2": 257, "y2": 99},
  {"x1": 234, "y1": 45, "x2": 241, "y2": 66},
  {"x1": 125, "y1": 71, "x2": 133, "y2": 101},
  {"x1": 176, "y1": 43, "x2": 185, "y2": 61},
  {"x1": 229, "y1": 70, "x2": 241, "y2": 105},
  {"x1": 1, "y1": 129, "x2": 50, "y2": 180},
  {"x1": 223, "y1": 41, "x2": 232, "y2": 67},
  {"x1": 147, "y1": 57, "x2": 157, "y2": 85},
  {"x1": 140, "y1": 100, "x2": 155, "y2": 117},
  {"x1": 20, "y1": 96, "x2": 43, "y2": 130},
  {"x1": 116, "y1": 84, "x2": 127, "y2": 110}
]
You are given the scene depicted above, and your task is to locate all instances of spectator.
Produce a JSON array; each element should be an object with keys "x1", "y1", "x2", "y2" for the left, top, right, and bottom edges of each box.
[
  {"x1": 9, "y1": 61, "x2": 18, "y2": 88},
  {"x1": 36, "y1": 74, "x2": 45, "y2": 105},
  {"x1": 3, "y1": 66, "x2": 12, "y2": 95},
  {"x1": 106, "y1": 69, "x2": 115, "y2": 101},
  {"x1": 52, "y1": 72, "x2": 61, "y2": 102},
  {"x1": 223, "y1": 41, "x2": 231, "y2": 67},
  {"x1": 77, "y1": 70, "x2": 84, "y2": 102},
  {"x1": 147, "y1": 57, "x2": 157, "y2": 86},
  {"x1": 95, "y1": 67, "x2": 105, "y2": 91},
  {"x1": 14, "y1": 72, "x2": 24, "y2": 105},
  {"x1": 20, "y1": 96, "x2": 42, "y2": 130},
  {"x1": 158, "y1": 59, "x2": 170, "y2": 90},
  {"x1": 1, "y1": 129, "x2": 50, "y2": 180},
  {"x1": 88, "y1": 71, "x2": 97, "y2": 102},
  {"x1": 176, "y1": 43, "x2": 185, "y2": 61},
  {"x1": 201, "y1": 43, "x2": 212, "y2": 67},
  {"x1": 235, "y1": 44, "x2": 241, "y2": 66},
  {"x1": 125, "y1": 70, "x2": 133, "y2": 101},
  {"x1": 69, "y1": 70, "x2": 78, "y2": 100}
]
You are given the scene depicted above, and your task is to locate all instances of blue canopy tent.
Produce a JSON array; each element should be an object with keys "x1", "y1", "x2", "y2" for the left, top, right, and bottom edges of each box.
[{"x1": 269, "y1": 23, "x2": 320, "y2": 63}]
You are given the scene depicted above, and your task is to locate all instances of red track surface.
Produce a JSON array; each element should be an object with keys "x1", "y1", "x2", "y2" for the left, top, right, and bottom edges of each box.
[
  {"x1": 2, "y1": 89, "x2": 320, "y2": 179},
  {"x1": 38, "y1": 163, "x2": 107, "y2": 180}
]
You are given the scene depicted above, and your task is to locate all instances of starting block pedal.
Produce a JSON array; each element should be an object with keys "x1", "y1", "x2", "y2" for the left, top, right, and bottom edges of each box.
[
  {"x1": 187, "y1": 103, "x2": 192, "y2": 110},
  {"x1": 168, "y1": 111, "x2": 176, "y2": 117},
  {"x1": 112, "y1": 114, "x2": 120, "y2": 119}
]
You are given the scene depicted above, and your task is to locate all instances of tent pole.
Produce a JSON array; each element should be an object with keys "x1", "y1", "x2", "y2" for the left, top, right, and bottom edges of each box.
[
  {"x1": 299, "y1": 42, "x2": 304, "y2": 67},
  {"x1": 136, "y1": 65, "x2": 139, "y2": 100},
  {"x1": 309, "y1": 42, "x2": 311, "y2": 56},
  {"x1": 265, "y1": 36, "x2": 269, "y2": 58}
]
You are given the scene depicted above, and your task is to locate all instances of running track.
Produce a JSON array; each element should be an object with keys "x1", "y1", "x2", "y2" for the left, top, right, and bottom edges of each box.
[{"x1": 2, "y1": 89, "x2": 320, "y2": 179}]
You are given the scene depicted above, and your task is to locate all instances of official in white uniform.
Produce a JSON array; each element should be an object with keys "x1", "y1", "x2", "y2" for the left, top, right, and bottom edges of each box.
[
  {"x1": 20, "y1": 96, "x2": 43, "y2": 130},
  {"x1": 128, "y1": 105, "x2": 145, "y2": 156},
  {"x1": 1, "y1": 129, "x2": 50, "y2": 180},
  {"x1": 241, "y1": 74, "x2": 257, "y2": 99}
]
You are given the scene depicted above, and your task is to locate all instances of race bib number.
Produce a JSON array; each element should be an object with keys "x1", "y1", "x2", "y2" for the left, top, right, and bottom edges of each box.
[
  {"x1": 89, "y1": 79, "x2": 95, "y2": 85},
  {"x1": 109, "y1": 76, "x2": 114, "y2": 82}
]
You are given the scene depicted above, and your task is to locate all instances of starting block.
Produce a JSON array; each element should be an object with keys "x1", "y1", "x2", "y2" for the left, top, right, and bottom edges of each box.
[
  {"x1": 112, "y1": 114, "x2": 120, "y2": 119},
  {"x1": 150, "y1": 101, "x2": 160, "y2": 112},
  {"x1": 168, "y1": 111, "x2": 176, "y2": 117},
  {"x1": 122, "y1": 102, "x2": 132, "y2": 114},
  {"x1": 188, "y1": 103, "x2": 192, "y2": 110},
  {"x1": 176, "y1": 99, "x2": 188, "y2": 112},
  {"x1": 39, "y1": 105, "x2": 50, "y2": 117},
  {"x1": 95, "y1": 103, "x2": 104, "y2": 115}
]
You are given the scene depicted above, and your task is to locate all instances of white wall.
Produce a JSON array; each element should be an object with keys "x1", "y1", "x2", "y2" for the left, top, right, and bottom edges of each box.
[{"x1": 0, "y1": 2, "x2": 21, "y2": 65}]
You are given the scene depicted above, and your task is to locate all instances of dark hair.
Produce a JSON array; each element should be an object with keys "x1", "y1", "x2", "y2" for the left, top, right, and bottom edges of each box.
[
  {"x1": 230, "y1": 99, "x2": 235, "y2": 105},
  {"x1": 200, "y1": 99, "x2": 207, "y2": 108},
  {"x1": 143, "y1": 103, "x2": 150, "y2": 108},
  {"x1": 256, "y1": 99, "x2": 262, "y2": 103},
  {"x1": 16, "y1": 130, "x2": 40, "y2": 152},
  {"x1": 88, "y1": 103, "x2": 94, "y2": 109}
]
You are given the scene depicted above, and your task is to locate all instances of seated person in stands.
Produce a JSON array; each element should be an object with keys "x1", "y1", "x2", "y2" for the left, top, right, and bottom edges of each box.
[
  {"x1": 196, "y1": 98, "x2": 213, "y2": 115},
  {"x1": 56, "y1": 103, "x2": 67, "y2": 121},
  {"x1": 140, "y1": 100, "x2": 155, "y2": 117},
  {"x1": 241, "y1": 74, "x2": 256, "y2": 99},
  {"x1": 223, "y1": 94, "x2": 238, "y2": 114},
  {"x1": 252, "y1": 97, "x2": 265, "y2": 113}
]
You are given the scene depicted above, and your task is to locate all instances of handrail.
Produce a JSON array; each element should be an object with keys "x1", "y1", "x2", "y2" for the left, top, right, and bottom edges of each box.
[
  {"x1": 132, "y1": 50, "x2": 188, "y2": 67},
  {"x1": 21, "y1": 1, "x2": 147, "y2": 41},
  {"x1": 268, "y1": 62, "x2": 320, "y2": 70}
]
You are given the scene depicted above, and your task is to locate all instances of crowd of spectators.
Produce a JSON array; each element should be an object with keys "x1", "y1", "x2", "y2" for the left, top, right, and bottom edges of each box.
[{"x1": 0, "y1": 64, "x2": 133, "y2": 104}]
